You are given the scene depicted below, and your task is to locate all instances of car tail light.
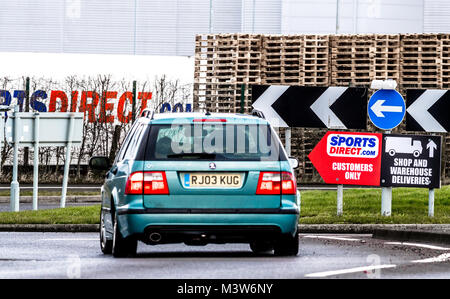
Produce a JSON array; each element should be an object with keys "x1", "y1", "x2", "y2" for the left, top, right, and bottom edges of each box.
[
  {"x1": 280, "y1": 172, "x2": 297, "y2": 194},
  {"x1": 125, "y1": 171, "x2": 169, "y2": 195},
  {"x1": 125, "y1": 172, "x2": 144, "y2": 194},
  {"x1": 256, "y1": 171, "x2": 297, "y2": 195},
  {"x1": 143, "y1": 172, "x2": 169, "y2": 194}
]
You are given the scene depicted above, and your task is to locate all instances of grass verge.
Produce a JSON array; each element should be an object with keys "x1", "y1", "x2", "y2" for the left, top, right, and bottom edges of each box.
[
  {"x1": 299, "y1": 185, "x2": 450, "y2": 224},
  {"x1": 0, "y1": 205, "x2": 101, "y2": 224},
  {"x1": 0, "y1": 186, "x2": 448, "y2": 225}
]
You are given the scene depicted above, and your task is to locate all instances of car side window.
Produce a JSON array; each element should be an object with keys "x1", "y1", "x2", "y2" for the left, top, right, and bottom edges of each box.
[
  {"x1": 124, "y1": 124, "x2": 145, "y2": 160},
  {"x1": 115, "y1": 122, "x2": 140, "y2": 164}
]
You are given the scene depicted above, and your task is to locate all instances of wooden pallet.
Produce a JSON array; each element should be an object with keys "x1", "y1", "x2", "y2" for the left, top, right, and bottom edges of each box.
[
  {"x1": 194, "y1": 34, "x2": 263, "y2": 113},
  {"x1": 373, "y1": 34, "x2": 401, "y2": 81},
  {"x1": 400, "y1": 34, "x2": 442, "y2": 89},
  {"x1": 303, "y1": 35, "x2": 330, "y2": 86},
  {"x1": 331, "y1": 34, "x2": 376, "y2": 86},
  {"x1": 440, "y1": 34, "x2": 450, "y2": 89},
  {"x1": 261, "y1": 35, "x2": 303, "y2": 85}
]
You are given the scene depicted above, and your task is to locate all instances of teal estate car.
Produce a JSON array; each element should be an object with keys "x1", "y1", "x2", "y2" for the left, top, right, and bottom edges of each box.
[{"x1": 89, "y1": 110, "x2": 300, "y2": 257}]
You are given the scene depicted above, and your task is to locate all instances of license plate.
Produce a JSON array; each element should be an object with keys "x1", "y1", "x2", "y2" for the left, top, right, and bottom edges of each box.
[{"x1": 183, "y1": 173, "x2": 242, "y2": 188}]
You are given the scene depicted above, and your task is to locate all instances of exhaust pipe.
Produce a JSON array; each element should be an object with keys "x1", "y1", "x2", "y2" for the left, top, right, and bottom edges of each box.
[{"x1": 149, "y1": 232, "x2": 162, "y2": 243}]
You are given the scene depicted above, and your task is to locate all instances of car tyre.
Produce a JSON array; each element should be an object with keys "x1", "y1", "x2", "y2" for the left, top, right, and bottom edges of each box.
[
  {"x1": 274, "y1": 232, "x2": 299, "y2": 256},
  {"x1": 250, "y1": 241, "x2": 273, "y2": 254},
  {"x1": 100, "y1": 211, "x2": 112, "y2": 254},
  {"x1": 112, "y1": 214, "x2": 138, "y2": 258}
]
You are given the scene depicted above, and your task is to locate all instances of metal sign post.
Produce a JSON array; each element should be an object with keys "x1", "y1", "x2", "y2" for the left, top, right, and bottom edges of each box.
[
  {"x1": 381, "y1": 131, "x2": 392, "y2": 217},
  {"x1": 10, "y1": 106, "x2": 20, "y2": 212},
  {"x1": 6, "y1": 111, "x2": 83, "y2": 212},
  {"x1": 61, "y1": 113, "x2": 75, "y2": 208},
  {"x1": 369, "y1": 80, "x2": 404, "y2": 217},
  {"x1": 32, "y1": 112, "x2": 40, "y2": 210}
]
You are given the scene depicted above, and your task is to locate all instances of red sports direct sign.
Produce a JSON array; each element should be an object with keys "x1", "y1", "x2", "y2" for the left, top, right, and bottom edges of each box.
[
  {"x1": 0, "y1": 89, "x2": 153, "y2": 123},
  {"x1": 308, "y1": 131, "x2": 382, "y2": 186}
]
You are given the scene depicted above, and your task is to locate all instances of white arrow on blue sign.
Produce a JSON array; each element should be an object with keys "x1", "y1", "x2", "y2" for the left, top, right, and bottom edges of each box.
[{"x1": 368, "y1": 89, "x2": 406, "y2": 130}]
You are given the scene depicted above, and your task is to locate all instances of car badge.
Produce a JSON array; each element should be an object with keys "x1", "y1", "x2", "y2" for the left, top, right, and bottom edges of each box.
[{"x1": 209, "y1": 162, "x2": 216, "y2": 170}]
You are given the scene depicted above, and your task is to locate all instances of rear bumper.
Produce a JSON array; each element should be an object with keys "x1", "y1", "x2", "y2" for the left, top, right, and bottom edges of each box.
[{"x1": 116, "y1": 208, "x2": 299, "y2": 242}]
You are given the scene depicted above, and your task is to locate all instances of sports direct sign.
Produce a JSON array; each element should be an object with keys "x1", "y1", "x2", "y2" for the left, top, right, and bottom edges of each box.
[
  {"x1": 309, "y1": 131, "x2": 382, "y2": 186},
  {"x1": 0, "y1": 89, "x2": 152, "y2": 123},
  {"x1": 0, "y1": 89, "x2": 192, "y2": 124}
]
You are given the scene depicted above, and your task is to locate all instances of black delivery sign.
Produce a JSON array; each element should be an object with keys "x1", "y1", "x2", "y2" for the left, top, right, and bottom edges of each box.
[{"x1": 380, "y1": 134, "x2": 442, "y2": 188}]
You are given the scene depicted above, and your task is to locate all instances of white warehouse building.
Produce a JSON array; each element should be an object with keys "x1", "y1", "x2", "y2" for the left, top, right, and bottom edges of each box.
[{"x1": 0, "y1": 0, "x2": 449, "y2": 57}]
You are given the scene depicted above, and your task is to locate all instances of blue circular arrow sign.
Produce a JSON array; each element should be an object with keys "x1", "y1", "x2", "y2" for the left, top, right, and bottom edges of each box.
[{"x1": 368, "y1": 89, "x2": 406, "y2": 130}]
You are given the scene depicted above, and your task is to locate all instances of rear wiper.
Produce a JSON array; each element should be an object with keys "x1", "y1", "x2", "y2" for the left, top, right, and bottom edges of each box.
[{"x1": 167, "y1": 152, "x2": 217, "y2": 159}]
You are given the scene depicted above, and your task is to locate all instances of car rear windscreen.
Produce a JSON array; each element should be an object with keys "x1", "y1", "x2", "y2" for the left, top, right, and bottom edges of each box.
[{"x1": 145, "y1": 123, "x2": 286, "y2": 161}]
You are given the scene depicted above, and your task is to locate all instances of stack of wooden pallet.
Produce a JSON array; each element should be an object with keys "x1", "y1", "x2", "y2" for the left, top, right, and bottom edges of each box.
[
  {"x1": 261, "y1": 35, "x2": 303, "y2": 85},
  {"x1": 193, "y1": 33, "x2": 450, "y2": 184},
  {"x1": 194, "y1": 34, "x2": 262, "y2": 114},
  {"x1": 441, "y1": 34, "x2": 450, "y2": 181},
  {"x1": 400, "y1": 34, "x2": 441, "y2": 89},
  {"x1": 303, "y1": 35, "x2": 330, "y2": 86}
]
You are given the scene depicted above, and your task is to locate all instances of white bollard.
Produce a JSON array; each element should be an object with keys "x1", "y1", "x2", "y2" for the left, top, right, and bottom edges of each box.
[
  {"x1": 337, "y1": 184, "x2": 343, "y2": 216},
  {"x1": 428, "y1": 188, "x2": 435, "y2": 217},
  {"x1": 381, "y1": 186, "x2": 392, "y2": 216}
]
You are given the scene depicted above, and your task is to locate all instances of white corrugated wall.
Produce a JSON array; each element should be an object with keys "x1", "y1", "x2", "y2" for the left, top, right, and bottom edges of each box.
[
  {"x1": 212, "y1": 0, "x2": 242, "y2": 33},
  {"x1": 281, "y1": 0, "x2": 424, "y2": 34},
  {"x1": 4, "y1": 0, "x2": 450, "y2": 56},
  {"x1": 241, "y1": 0, "x2": 281, "y2": 33},
  {"x1": 424, "y1": 0, "x2": 450, "y2": 32},
  {"x1": 0, "y1": 0, "x2": 64, "y2": 52},
  {"x1": 64, "y1": 0, "x2": 135, "y2": 54},
  {"x1": 0, "y1": 0, "x2": 282, "y2": 56}
]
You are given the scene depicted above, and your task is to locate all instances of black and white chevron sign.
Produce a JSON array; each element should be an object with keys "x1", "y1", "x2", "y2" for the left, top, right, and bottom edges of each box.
[
  {"x1": 406, "y1": 89, "x2": 449, "y2": 133},
  {"x1": 251, "y1": 85, "x2": 368, "y2": 129}
]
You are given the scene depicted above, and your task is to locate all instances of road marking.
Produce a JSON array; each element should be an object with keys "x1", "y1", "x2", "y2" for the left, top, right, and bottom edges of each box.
[
  {"x1": 305, "y1": 264, "x2": 396, "y2": 278},
  {"x1": 0, "y1": 266, "x2": 65, "y2": 278},
  {"x1": 303, "y1": 235, "x2": 362, "y2": 242},
  {"x1": 384, "y1": 242, "x2": 450, "y2": 251},
  {"x1": 411, "y1": 253, "x2": 450, "y2": 264}
]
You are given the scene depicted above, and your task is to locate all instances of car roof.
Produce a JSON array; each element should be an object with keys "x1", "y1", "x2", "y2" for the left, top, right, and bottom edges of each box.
[{"x1": 144, "y1": 112, "x2": 269, "y2": 125}]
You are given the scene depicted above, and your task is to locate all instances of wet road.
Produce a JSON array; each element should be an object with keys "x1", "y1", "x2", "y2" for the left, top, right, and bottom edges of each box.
[{"x1": 0, "y1": 232, "x2": 449, "y2": 279}]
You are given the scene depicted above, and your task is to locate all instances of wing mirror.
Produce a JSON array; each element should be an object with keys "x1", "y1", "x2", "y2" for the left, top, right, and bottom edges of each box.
[{"x1": 89, "y1": 156, "x2": 111, "y2": 171}]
